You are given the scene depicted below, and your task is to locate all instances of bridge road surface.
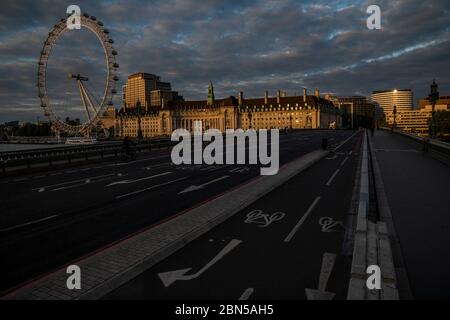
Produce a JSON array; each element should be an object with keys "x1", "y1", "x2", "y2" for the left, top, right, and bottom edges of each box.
[
  {"x1": 372, "y1": 130, "x2": 450, "y2": 299},
  {"x1": 0, "y1": 130, "x2": 355, "y2": 293},
  {"x1": 104, "y1": 131, "x2": 363, "y2": 300}
]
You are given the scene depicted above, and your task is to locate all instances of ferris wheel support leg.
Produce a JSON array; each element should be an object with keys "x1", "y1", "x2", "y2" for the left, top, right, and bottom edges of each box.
[
  {"x1": 79, "y1": 81, "x2": 98, "y2": 118},
  {"x1": 78, "y1": 80, "x2": 92, "y2": 123}
]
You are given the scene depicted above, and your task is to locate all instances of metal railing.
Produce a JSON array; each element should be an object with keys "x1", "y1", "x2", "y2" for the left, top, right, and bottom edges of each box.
[
  {"x1": 381, "y1": 127, "x2": 450, "y2": 159},
  {"x1": 0, "y1": 138, "x2": 175, "y2": 176}
]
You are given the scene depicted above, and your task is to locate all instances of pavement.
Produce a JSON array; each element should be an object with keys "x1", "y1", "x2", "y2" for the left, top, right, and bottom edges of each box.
[
  {"x1": 0, "y1": 130, "x2": 355, "y2": 295},
  {"x1": 371, "y1": 130, "x2": 450, "y2": 299},
  {"x1": 103, "y1": 131, "x2": 363, "y2": 300}
]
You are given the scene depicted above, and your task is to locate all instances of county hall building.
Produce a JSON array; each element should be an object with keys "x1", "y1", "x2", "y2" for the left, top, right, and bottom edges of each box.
[{"x1": 114, "y1": 73, "x2": 342, "y2": 138}]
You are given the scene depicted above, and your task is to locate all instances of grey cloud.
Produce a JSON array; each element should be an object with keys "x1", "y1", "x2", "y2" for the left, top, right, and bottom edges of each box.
[{"x1": 0, "y1": 0, "x2": 449, "y2": 122}]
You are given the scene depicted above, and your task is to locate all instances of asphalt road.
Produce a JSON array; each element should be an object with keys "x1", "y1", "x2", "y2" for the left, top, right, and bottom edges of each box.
[
  {"x1": 0, "y1": 130, "x2": 356, "y2": 293},
  {"x1": 104, "y1": 131, "x2": 362, "y2": 300}
]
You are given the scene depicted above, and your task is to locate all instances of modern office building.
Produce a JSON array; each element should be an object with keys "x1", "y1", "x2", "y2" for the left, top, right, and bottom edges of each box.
[
  {"x1": 121, "y1": 73, "x2": 182, "y2": 111},
  {"x1": 371, "y1": 89, "x2": 413, "y2": 114},
  {"x1": 116, "y1": 79, "x2": 342, "y2": 138}
]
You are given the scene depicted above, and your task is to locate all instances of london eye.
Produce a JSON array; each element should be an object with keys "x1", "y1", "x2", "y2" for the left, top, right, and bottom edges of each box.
[{"x1": 37, "y1": 12, "x2": 119, "y2": 137}]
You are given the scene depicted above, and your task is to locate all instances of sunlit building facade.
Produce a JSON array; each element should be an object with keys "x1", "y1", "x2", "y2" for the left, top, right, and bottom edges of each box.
[
  {"x1": 371, "y1": 89, "x2": 413, "y2": 114},
  {"x1": 115, "y1": 78, "x2": 342, "y2": 138},
  {"x1": 121, "y1": 73, "x2": 182, "y2": 111}
]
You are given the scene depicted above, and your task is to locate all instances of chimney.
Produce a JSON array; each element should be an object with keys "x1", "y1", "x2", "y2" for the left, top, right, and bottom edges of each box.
[
  {"x1": 238, "y1": 91, "x2": 244, "y2": 106},
  {"x1": 314, "y1": 88, "x2": 319, "y2": 98},
  {"x1": 264, "y1": 91, "x2": 268, "y2": 104},
  {"x1": 277, "y1": 90, "x2": 281, "y2": 104},
  {"x1": 303, "y1": 88, "x2": 307, "y2": 102}
]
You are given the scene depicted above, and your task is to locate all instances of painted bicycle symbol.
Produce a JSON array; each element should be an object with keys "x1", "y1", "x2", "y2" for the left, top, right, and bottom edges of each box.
[
  {"x1": 244, "y1": 210, "x2": 285, "y2": 228},
  {"x1": 318, "y1": 217, "x2": 345, "y2": 233}
]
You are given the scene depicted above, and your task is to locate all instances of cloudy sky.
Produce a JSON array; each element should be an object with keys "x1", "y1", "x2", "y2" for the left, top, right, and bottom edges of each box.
[{"x1": 0, "y1": 0, "x2": 449, "y2": 122}]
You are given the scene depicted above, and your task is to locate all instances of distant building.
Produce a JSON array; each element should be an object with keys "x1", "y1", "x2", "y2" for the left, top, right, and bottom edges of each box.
[
  {"x1": 99, "y1": 106, "x2": 117, "y2": 130},
  {"x1": 386, "y1": 95, "x2": 449, "y2": 134},
  {"x1": 327, "y1": 95, "x2": 376, "y2": 129},
  {"x1": 371, "y1": 89, "x2": 413, "y2": 115},
  {"x1": 116, "y1": 84, "x2": 342, "y2": 138},
  {"x1": 237, "y1": 88, "x2": 341, "y2": 131},
  {"x1": 418, "y1": 95, "x2": 450, "y2": 111},
  {"x1": 121, "y1": 73, "x2": 183, "y2": 111}
]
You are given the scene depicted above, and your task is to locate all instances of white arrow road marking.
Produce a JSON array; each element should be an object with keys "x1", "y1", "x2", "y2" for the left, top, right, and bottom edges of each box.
[
  {"x1": 106, "y1": 172, "x2": 172, "y2": 187},
  {"x1": 229, "y1": 167, "x2": 250, "y2": 173},
  {"x1": 158, "y1": 239, "x2": 242, "y2": 287},
  {"x1": 178, "y1": 175, "x2": 230, "y2": 194},
  {"x1": 238, "y1": 288, "x2": 254, "y2": 300},
  {"x1": 326, "y1": 169, "x2": 340, "y2": 186},
  {"x1": 284, "y1": 196, "x2": 321, "y2": 242},
  {"x1": 34, "y1": 173, "x2": 121, "y2": 192},
  {"x1": 305, "y1": 252, "x2": 336, "y2": 300}
]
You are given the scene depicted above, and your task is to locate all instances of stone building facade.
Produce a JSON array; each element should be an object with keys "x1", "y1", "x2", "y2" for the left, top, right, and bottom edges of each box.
[{"x1": 115, "y1": 83, "x2": 342, "y2": 138}]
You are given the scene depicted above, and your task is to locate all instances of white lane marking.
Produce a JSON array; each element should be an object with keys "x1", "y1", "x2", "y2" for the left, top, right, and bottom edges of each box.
[
  {"x1": 305, "y1": 252, "x2": 336, "y2": 300},
  {"x1": 34, "y1": 173, "x2": 119, "y2": 192},
  {"x1": 158, "y1": 239, "x2": 242, "y2": 287},
  {"x1": 112, "y1": 154, "x2": 170, "y2": 166},
  {"x1": 340, "y1": 156, "x2": 349, "y2": 166},
  {"x1": 326, "y1": 169, "x2": 340, "y2": 186},
  {"x1": 348, "y1": 151, "x2": 353, "y2": 155},
  {"x1": 200, "y1": 164, "x2": 233, "y2": 172},
  {"x1": 116, "y1": 176, "x2": 188, "y2": 199},
  {"x1": 0, "y1": 214, "x2": 60, "y2": 233},
  {"x1": 143, "y1": 163, "x2": 172, "y2": 171},
  {"x1": 334, "y1": 131, "x2": 359, "y2": 151},
  {"x1": 373, "y1": 148, "x2": 418, "y2": 152},
  {"x1": 178, "y1": 175, "x2": 230, "y2": 194},
  {"x1": 51, "y1": 179, "x2": 94, "y2": 191},
  {"x1": 284, "y1": 196, "x2": 321, "y2": 242},
  {"x1": 106, "y1": 172, "x2": 172, "y2": 187},
  {"x1": 239, "y1": 288, "x2": 254, "y2": 300}
]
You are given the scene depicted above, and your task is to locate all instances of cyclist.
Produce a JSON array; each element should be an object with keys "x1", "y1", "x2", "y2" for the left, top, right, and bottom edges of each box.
[{"x1": 123, "y1": 136, "x2": 132, "y2": 156}]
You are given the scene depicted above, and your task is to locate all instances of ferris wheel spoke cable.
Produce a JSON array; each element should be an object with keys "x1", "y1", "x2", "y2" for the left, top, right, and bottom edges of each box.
[{"x1": 84, "y1": 81, "x2": 102, "y2": 112}]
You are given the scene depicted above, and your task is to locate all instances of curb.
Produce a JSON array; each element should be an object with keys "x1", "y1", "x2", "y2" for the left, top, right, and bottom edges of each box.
[{"x1": 347, "y1": 131, "x2": 400, "y2": 300}]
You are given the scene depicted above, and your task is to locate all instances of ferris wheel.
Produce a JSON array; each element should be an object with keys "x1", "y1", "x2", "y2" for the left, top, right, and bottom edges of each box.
[{"x1": 37, "y1": 13, "x2": 119, "y2": 136}]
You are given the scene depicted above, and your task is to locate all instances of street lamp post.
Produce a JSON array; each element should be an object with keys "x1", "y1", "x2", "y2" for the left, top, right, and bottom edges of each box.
[
  {"x1": 136, "y1": 101, "x2": 143, "y2": 142},
  {"x1": 429, "y1": 80, "x2": 439, "y2": 138},
  {"x1": 392, "y1": 105, "x2": 397, "y2": 133}
]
